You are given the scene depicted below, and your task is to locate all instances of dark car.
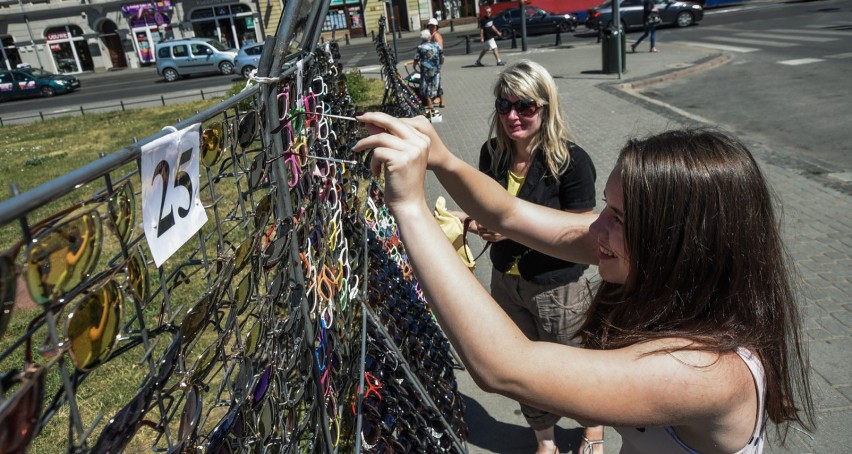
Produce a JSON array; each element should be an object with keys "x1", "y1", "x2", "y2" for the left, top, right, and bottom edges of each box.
[
  {"x1": 585, "y1": 0, "x2": 703, "y2": 31},
  {"x1": 492, "y1": 6, "x2": 580, "y2": 39},
  {"x1": 0, "y1": 68, "x2": 80, "y2": 101}
]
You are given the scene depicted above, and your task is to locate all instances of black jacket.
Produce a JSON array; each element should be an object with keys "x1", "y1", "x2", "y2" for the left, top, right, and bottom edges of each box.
[{"x1": 478, "y1": 138, "x2": 597, "y2": 284}]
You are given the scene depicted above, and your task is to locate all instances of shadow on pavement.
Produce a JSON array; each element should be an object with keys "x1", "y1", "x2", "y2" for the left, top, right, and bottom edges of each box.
[{"x1": 462, "y1": 393, "x2": 586, "y2": 453}]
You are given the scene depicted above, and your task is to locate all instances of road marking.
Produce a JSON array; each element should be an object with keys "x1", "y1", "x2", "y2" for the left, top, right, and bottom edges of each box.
[
  {"x1": 824, "y1": 52, "x2": 852, "y2": 59},
  {"x1": 346, "y1": 52, "x2": 367, "y2": 66},
  {"x1": 769, "y1": 28, "x2": 852, "y2": 37},
  {"x1": 778, "y1": 58, "x2": 825, "y2": 66},
  {"x1": 671, "y1": 41, "x2": 759, "y2": 53},
  {"x1": 706, "y1": 36, "x2": 798, "y2": 47},
  {"x1": 356, "y1": 65, "x2": 383, "y2": 73},
  {"x1": 736, "y1": 32, "x2": 837, "y2": 43}
]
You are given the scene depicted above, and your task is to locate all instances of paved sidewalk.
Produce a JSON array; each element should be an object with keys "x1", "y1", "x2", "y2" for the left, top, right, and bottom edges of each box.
[{"x1": 410, "y1": 30, "x2": 852, "y2": 454}]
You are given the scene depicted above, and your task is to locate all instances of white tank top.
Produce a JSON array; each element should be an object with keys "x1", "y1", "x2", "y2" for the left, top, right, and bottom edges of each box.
[{"x1": 614, "y1": 348, "x2": 766, "y2": 454}]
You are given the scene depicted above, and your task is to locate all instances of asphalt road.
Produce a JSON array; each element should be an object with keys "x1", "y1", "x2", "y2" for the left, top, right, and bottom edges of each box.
[
  {"x1": 634, "y1": 0, "x2": 852, "y2": 178},
  {"x1": 0, "y1": 67, "x2": 238, "y2": 124}
]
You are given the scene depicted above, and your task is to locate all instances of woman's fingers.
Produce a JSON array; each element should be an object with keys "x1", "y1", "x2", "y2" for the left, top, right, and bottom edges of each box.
[
  {"x1": 355, "y1": 112, "x2": 451, "y2": 171},
  {"x1": 352, "y1": 112, "x2": 431, "y2": 210},
  {"x1": 356, "y1": 112, "x2": 423, "y2": 139}
]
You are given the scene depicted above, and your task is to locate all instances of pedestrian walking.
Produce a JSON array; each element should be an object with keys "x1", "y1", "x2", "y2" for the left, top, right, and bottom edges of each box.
[
  {"x1": 353, "y1": 115, "x2": 816, "y2": 454},
  {"x1": 632, "y1": 0, "x2": 660, "y2": 52},
  {"x1": 453, "y1": 60, "x2": 604, "y2": 454},
  {"x1": 475, "y1": 7, "x2": 505, "y2": 67},
  {"x1": 413, "y1": 29, "x2": 443, "y2": 121},
  {"x1": 427, "y1": 17, "x2": 446, "y2": 108}
]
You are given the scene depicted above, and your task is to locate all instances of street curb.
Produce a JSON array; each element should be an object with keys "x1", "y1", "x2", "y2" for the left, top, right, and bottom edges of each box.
[
  {"x1": 618, "y1": 50, "x2": 732, "y2": 91},
  {"x1": 596, "y1": 50, "x2": 733, "y2": 127}
]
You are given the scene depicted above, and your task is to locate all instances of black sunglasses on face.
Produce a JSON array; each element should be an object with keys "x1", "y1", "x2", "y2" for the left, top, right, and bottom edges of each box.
[{"x1": 494, "y1": 98, "x2": 545, "y2": 117}]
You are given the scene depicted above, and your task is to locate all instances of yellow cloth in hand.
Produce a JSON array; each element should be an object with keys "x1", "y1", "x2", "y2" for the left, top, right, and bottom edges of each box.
[{"x1": 433, "y1": 196, "x2": 476, "y2": 270}]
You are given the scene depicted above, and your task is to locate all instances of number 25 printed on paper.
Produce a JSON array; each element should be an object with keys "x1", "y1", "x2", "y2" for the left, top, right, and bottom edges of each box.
[{"x1": 141, "y1": 124, "x2": 208, "y2": 267}]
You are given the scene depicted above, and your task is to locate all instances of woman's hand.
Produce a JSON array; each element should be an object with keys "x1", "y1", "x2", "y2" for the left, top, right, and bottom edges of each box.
[
  {"x1": 353, "y1": 112, "x2": 431, "y2": 212},
  {"x1": 477, "y1": 225, "x2": 507, "y2": 242},
  {"x1": 399, "y1": 115, "x2": 453, "y2": 171}
]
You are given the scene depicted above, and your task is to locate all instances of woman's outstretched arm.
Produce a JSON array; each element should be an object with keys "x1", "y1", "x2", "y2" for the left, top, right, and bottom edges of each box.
[{"x1": 360, "y1": 113, "x2": 598, "y2": 265}]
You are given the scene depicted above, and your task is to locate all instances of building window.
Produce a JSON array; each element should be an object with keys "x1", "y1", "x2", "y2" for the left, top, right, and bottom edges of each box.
[
  {"x1": 190, "y1": 4, "x2": 256, "y2": 49},
  {"x1": 1, "y1": 36, "x2": 23, "y2": 69},
  {"x1": 44, "y1": 25, "x2": 93, "y2": 73}
]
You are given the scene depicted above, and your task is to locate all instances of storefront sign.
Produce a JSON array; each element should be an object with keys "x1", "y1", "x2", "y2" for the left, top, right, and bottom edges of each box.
[
  {"x1": 194, "y1": 0, "x2": 236, "y2": 6},
  {"x1": 121, "y1": 0, "x2": 173, "y2": 16}
]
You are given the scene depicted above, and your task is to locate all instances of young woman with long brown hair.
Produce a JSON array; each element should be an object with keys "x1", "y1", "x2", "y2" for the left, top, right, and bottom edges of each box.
[{"x1": 353, "y1": 117, "x2": 814, "y2": 453}]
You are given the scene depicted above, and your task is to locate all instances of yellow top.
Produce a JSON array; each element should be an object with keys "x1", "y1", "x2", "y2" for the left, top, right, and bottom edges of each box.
[{"x1": 506, "y1": 170, "x2": 525, "y2": 275}]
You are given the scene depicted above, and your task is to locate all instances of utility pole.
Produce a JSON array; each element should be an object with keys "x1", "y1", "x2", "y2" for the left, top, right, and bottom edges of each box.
[
  {"x1": 519, "y1": 0, "x2": 527, "y2": 52},
  {"x1": 18, "y1": 0, "x2": 45, "y2": 69},
  {"x1": 383, "y1": 0, "x2": 399, "y2": 63}
]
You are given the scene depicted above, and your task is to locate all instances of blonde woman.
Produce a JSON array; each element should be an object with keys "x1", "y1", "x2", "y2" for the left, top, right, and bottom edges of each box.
[{"x1": 457, "y1": 60, "x2": 602, "y2": 453}]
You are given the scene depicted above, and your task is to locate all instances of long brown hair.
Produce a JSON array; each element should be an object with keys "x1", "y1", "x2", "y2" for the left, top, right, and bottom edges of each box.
[{"x1": 581, "y1": 129, "x2": 814, "y2": 438}]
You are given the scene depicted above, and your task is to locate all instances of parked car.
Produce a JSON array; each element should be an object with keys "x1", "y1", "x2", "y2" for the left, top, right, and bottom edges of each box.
[
  {"x1": 479, "y1": 0, "x2": 602, "y2": 23},
  {"x1": 0, "y1": 68, "x2": 80, "y2": 101},
  {"x1": 585, "y1": 0, "x2": 703, "y2": 31},
  {"x1": 155, "y1": 38, "x2": 237, "y2": 82},
  {"x1": 493, "y1": 6, "x2": 580, "y2": 38},
  {"x1": 235, "y1": 42, "x2": 264, "y2": 79},
  {"x1": 701, "y1": 0, "x2": 746, "y2": 7}
]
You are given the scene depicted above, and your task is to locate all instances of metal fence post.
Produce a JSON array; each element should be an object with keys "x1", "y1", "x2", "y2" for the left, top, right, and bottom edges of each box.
[
  {"x1": 161, "y1": 95, "x2": 166, "y2": 106},
  {"x1": 465, "y1": 36, "x2": 470, "y2": 54},
  {"x1": 80, "y1": 106, "x2": 85, "y2": 116}
]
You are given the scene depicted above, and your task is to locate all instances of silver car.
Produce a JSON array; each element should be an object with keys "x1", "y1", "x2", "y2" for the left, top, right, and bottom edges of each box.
[
  {"x1": 155, "y1": 38, "x2": 237, "y2": 82},
  {"x1": 235, "y1": 42, "x2": 265, "y2": 79},
  {"x1": 585, "y1": 0, "x2": 704, "y2": 30}
]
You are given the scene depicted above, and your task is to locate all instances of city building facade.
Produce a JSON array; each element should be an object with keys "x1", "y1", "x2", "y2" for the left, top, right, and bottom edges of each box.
[{"x1": 1, "y1": 0, "x2": 477, "y2": 74}]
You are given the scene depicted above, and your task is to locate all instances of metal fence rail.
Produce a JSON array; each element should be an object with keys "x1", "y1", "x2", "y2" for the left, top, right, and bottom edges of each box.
[
  {"x1": 0, "y1": 1, "x2": 470, "y2": 452},
  {"x1": 0, "y1": 87, "x2": 233, "y2": 127}
]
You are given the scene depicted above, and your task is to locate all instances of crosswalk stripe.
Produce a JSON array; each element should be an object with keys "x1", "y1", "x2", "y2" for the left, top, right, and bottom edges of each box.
[
  {"x1": 346, "y1": 52, "x2": 367, "y2": 66},
  {"x1": 671, "y1": 41, "x2": 759, "y2": 53},
  {"x1": 778, "y1": 58, "x2": 825, "y2": 66},
  {"x1": 769, "y1": 28, "x2": 852, "y2": 37},
  {"x1": 356, "y1": 65, "x2": 382, "y2": 73},
  {"x1": 736, "y1": 32, "x2": 837, "y2": 43},
  {"x1": 802, "y1": 24, "x2": 850, "y2": 30},
  {"x1": 706, "y1": 36, "x2": 798, "y2": 47},
  {"x1": 824, "y1": 52, "x2": 852, "y2": 59}
]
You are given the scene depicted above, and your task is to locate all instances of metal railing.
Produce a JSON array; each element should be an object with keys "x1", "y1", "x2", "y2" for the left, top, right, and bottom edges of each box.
[{"x1": 0, "y1": 87, "x2": 233, "y2": 126}]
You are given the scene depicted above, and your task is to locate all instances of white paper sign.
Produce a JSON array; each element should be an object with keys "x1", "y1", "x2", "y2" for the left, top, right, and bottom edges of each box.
[{"x1": 141, "y1": 124, "x2": 208, "y2": 267}]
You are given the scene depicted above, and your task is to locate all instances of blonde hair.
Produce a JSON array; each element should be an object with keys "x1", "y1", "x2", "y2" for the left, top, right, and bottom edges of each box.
[{"x1": 486, "y1": 60, "x2": 574, "y2": 177}]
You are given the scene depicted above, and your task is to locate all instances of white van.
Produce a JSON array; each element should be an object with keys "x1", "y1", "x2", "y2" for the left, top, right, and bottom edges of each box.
[{"x1": 155, "y1": 38, "x2": 237, "y2": 82}]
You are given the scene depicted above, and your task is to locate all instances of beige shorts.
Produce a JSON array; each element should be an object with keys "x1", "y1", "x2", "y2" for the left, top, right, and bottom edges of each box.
[
  {"x1": 482, "y1": 38, "x2": 497, "y2": 50},
  {"x1": 490, "y1": 269, "x2": 591, "y2": 429}
]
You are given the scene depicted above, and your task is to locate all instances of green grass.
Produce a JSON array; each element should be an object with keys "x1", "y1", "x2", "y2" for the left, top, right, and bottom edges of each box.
[{"x1": 0, "y1": 74, "x2": 386, "y2": 452}]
